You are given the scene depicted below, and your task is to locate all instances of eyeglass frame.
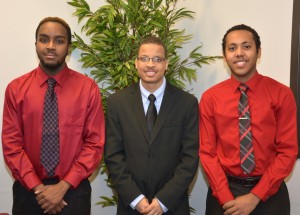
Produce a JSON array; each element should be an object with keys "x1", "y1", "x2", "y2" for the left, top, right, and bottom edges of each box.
[{"x1": 136, "y1": 56, "x2": 167, "y2": 63}]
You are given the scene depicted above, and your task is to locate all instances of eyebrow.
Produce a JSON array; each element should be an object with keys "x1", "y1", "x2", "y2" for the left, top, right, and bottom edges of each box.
[
  {"x1": 38, "y1": 34, "x2": 66, "y2": 39},
  {"x1": 228, "y1": 41, "x2": 252, "y2": 46}
]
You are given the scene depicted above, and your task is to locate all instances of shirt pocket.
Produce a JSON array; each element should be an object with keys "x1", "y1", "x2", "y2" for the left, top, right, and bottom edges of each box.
[{"x1": 60, "y1": 107, "x2": 85, "y2": 127}]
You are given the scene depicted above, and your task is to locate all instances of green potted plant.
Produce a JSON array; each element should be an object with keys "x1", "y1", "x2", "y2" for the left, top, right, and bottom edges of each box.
[{"x1": 68, "y1": 0, "x2": 220, "y2": 210}]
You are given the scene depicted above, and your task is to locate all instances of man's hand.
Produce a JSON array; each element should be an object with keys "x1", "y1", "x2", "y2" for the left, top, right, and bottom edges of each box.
[
  {"x1": 35, "y1": 180, "x2": 70, "y2": 214},
  {"x1": 223, "y1": 193, "x2": 260, "y2": 215},
  {"x1": 141, "y1": 198, "x2": 163, "y2": 215},
  {"x1": 136, "y1": 197, "x2": 150, "y2": 214},
  {"x1": 45, "y1": 202, "x2": 66, "y2": 215}
]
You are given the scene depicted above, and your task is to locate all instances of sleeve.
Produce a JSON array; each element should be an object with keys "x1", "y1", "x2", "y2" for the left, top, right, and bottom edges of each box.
[
  {"x1": 199, "y1": 92, "x2": 234, "y2": 205},
  {"x1": 2, "y1": 83, "x2": 42, "y2": 190},
  {"x1": 130, "y1": 194, "x2": 145, "y2": 209},
  {"x1": 104, "y1": 95, "x2": 142, "y2": 207},
  {"x1": 63, "y1": 82, "x2": 105, "y2": 188},
  {"x1": 251, "y1": 88, "x2": 298, "y2": 201},
  {"x1": 155, "y1": 97, "x2": 199, "y2": 211}
]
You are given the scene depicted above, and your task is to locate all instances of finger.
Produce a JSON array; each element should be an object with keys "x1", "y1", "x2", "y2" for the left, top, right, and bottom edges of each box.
[
  {"x1": 225, "y1": 207, "x2": 238, "y2": 215},
  {"x1": 43, "y1": 204, "x2": 55, "y2": 214},
  {"x1": 62, "y1": 199, "x2": 68, "y2": 206},
  {"x1": 34, "y1": 190, "x2": 43, "y2": 195},
  {"x1": 37, "y1": 199, "x2": 44, "y2": 206},
  {"x1": 35, "y1": 193, "x2": 44, "y2": 202},
  {"x1": 40, "y1": 202, "x2": 49, "y2": 210},
  {"x1": 48, "y1": 210, "x2": 57, "y2": 215},
  {"x1": 54, "y1": 205, "x2": 62, "y2": 213},
  {"x1": 58, "y1": 201, "x2": 66, "y2": 210}
]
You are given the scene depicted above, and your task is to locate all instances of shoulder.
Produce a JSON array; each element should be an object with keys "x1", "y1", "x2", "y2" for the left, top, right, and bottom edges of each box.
[
  {"x1": 166, "y1": 82, "x2": 197, "y2": 102},
  {"x1": 260, "y1": 75, "x2": 293, "y2": 96},
  {"x1": 201, "y1": 79, "x2": 231, "y2": 100},
  {"x1": 107, "y1": 83, "x2": 138, "y2": 102},
  {"x1": 6, "y1": 69, "x2": 36, "y2": 90},
  {"x1": 64, "y1": 69, "x2": 100, "y2": 93},
  {"x1": 259, "y1": 75, "x2": 295, "y2": 107},
  {"x1": 67, "y1": 69, "x2": 96, "y2": 84},
  {"x1": 261, "y1": 75, "x2": 290, "y2": 90}
]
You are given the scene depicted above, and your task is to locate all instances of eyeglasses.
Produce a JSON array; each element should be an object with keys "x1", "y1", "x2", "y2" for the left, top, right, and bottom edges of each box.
[{"x1": 137, "y1": 56, "x2": 166, "y2": 63}]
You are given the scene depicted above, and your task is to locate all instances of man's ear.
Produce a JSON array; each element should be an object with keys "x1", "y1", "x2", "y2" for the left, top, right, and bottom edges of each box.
[
  {"x1": 67, "y1": 45, "x2": 72, "y2": 55},
  {"x1": 223, "y1": 53, "x2": 227, "y2": 63},
  {"x1": 135, "y1": 59, "x2": 138, "y2": 68},
  {"x1": 257, "y1": 47, "x2": 262, "y2": 58}
]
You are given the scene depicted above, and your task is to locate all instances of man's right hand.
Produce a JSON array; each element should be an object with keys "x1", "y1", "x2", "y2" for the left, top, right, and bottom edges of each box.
[
  {"x1": 223, "y1": 193, "x2": 260, "y2": 215},
  {"x1": 33, "y1": 182, "x2": 68, "y2": 214},
  {"x1": 136, "y1": 197, "x2": 150, "y2": 214}
]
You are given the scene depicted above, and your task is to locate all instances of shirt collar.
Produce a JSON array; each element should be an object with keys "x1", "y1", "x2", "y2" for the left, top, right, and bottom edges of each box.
[
  {"x1": 37, "y1": 64, "x2": 70, "y2": 88},
  {"x1": 140, "y1": 77, "x2": 166, "y2": 103},
  {"x1": 230, "y1": 71, "x2": 262, "y2": 93}
]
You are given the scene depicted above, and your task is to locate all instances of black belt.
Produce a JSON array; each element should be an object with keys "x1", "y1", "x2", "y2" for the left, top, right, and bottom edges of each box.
[{"x1": 227, "y1": 174, "x2": 261, "y2": 187}]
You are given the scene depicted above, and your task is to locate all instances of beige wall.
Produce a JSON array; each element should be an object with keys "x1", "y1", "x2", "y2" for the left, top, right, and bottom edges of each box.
[{"x1": 0, "y1": 0, "x2": 298, "y2": 214}]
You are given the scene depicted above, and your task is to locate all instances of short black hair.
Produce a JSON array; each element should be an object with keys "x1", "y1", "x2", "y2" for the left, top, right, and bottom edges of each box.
[
  {"x1": 222, "y1": 24, "x2": 261, "y2": 55},
  {"x1": 35, "y1": 17, "x2": 72, "y2": 44},
  {"x1": 138, "y1": 36, "x2": 167, "y2": 58}
]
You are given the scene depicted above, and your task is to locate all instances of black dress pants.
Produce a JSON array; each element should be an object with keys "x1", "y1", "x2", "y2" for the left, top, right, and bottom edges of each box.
[
  {"x1": 12, "y1": 178, "x2": 91, "y2": 215},
  {"x1": 205, "y1": 181, "x2": 290, "y2": 215}
]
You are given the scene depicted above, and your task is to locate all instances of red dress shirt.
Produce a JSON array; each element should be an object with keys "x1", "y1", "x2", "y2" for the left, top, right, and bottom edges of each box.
[
  {"x1": 199, "y1": 72, "x2": 298, "y2": 204},
  {"x1": 2, "y1": 65, "x2": 105, "y2": 190}
]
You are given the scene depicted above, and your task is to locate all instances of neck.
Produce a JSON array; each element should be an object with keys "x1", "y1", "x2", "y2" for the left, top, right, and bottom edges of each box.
[
  {"x1": 141, "y1": 79, "x2": 164, "y2": 93},
  {"x1": 40, "y1": 62, "x2": 66, "y2": 76}
]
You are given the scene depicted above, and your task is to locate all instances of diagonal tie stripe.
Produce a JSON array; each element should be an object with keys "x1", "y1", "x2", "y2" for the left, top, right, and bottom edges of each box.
[
  {"x1": 41, "y1": 78, "x2": 60, "y2": 176},
  {"x1": 239, "y1": 126, "x2": 251, "y2": 140},
  {"x1": 238, "y1": 84, "x2": 255, "y2": 174},
  {"x1": 241, "y1": 147, "x2": 254, "y2": 163}
]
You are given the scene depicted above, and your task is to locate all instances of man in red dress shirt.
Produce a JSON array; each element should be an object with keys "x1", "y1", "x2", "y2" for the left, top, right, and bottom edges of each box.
[
  {"x1": 199, "y1": 24, "x2": 298, "y2": 215},
  {"x1": 2, "y1": 17, "x2": 105, "y2": 214}
]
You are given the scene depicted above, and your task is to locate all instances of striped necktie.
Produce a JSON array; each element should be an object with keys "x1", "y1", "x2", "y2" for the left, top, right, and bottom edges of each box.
[{"x1": 238, "y1": 84, "x2": 255, "y2": 174}]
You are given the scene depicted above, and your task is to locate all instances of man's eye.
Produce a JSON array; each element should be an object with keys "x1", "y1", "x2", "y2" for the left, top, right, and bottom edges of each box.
[
  {"x1": 56, "y1": 40, "x2": 65, "y2": 44},
  {"x1": 40, "y1": 38, "x2": 48, "y2": 43},
  {"x1": 153, "y1": 57, "x2": 164, "y2": 62},
  {"x1": 140, "y1": 57, "x2": 149, "y2": 62},
  {"x1": 228, "y1": 47, "x2": 235, "y2": 51},
  {"x1": 137, "y1": 57, "x2": 149, "y2": 62}
]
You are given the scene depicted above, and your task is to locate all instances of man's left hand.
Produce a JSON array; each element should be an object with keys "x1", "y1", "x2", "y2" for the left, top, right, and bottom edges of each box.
[
  {"x1": 35, "y1": 180, "x2": 70, "y2": 214},
  {"x1": 223, "y1": 193, "x2": 260, "y2": 215},
  {"x1": 140, "y1": 198, "x2": 163, "y2": 215}
]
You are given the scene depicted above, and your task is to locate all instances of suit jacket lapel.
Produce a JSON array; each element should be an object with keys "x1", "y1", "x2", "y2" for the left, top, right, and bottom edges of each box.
[
  {"x1": 128, "y1": 84, "x2": 150, "y2": 143},
  {"x1": 150, "y1": 82, "x2": 177, "y2": 144}
]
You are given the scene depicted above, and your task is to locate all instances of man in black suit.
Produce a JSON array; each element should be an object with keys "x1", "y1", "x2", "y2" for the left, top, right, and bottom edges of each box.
[{"x1": 105, "y1": 36, "x2": 199, "y2": 215}]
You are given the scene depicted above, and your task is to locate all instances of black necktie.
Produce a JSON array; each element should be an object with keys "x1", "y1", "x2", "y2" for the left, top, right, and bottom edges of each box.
[
  {"x1": 238, "y1": 84, "x2": 255, "y2": 174},
  {"x1": 146, "y1": 94, "x2": 157, "y2": 134},
  {"x1": 41, "y1": 78, "x2": 59, "y2": 176}
]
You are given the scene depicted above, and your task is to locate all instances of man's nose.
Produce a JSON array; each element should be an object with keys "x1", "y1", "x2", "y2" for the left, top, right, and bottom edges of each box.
[{"x1": 47, "y1": 40, "x2": 56, "y2": 49}]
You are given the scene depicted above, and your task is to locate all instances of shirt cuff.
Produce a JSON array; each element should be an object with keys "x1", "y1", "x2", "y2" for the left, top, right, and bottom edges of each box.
[
  {"x1": 130, "y1": 194, "x2": 145, "y2": 209},
  {"x1": 214, "y1": 187, "x2": 235, "y2": 205},
  {"x1": 156, "y1": 197, "x2": 168, "y2": 213}
]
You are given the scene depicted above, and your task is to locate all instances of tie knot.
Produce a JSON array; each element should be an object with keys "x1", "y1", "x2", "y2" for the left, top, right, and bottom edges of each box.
[
  {"x1": 47, "y1": 78, "x2": 56, "y2": 88},
  {"x1": 148, "y1": 94, "x2": 156, "y2": 103},
  {"x1": 238, "y1": 84, "x2": 248, "y2": 92}
]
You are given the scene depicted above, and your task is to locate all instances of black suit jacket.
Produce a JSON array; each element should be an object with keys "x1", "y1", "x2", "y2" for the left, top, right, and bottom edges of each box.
[{"x1": 105, "y1": 82, "x2": 199, "y2": 214}]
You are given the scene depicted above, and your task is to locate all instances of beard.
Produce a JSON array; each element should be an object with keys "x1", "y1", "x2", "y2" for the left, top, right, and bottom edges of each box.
[
  {"x1": 39, "y1": 59, "x2": 64, "y2": 70},
  {"x1": 37, "y1": 51, "x2": 68, "y2": 74}
]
